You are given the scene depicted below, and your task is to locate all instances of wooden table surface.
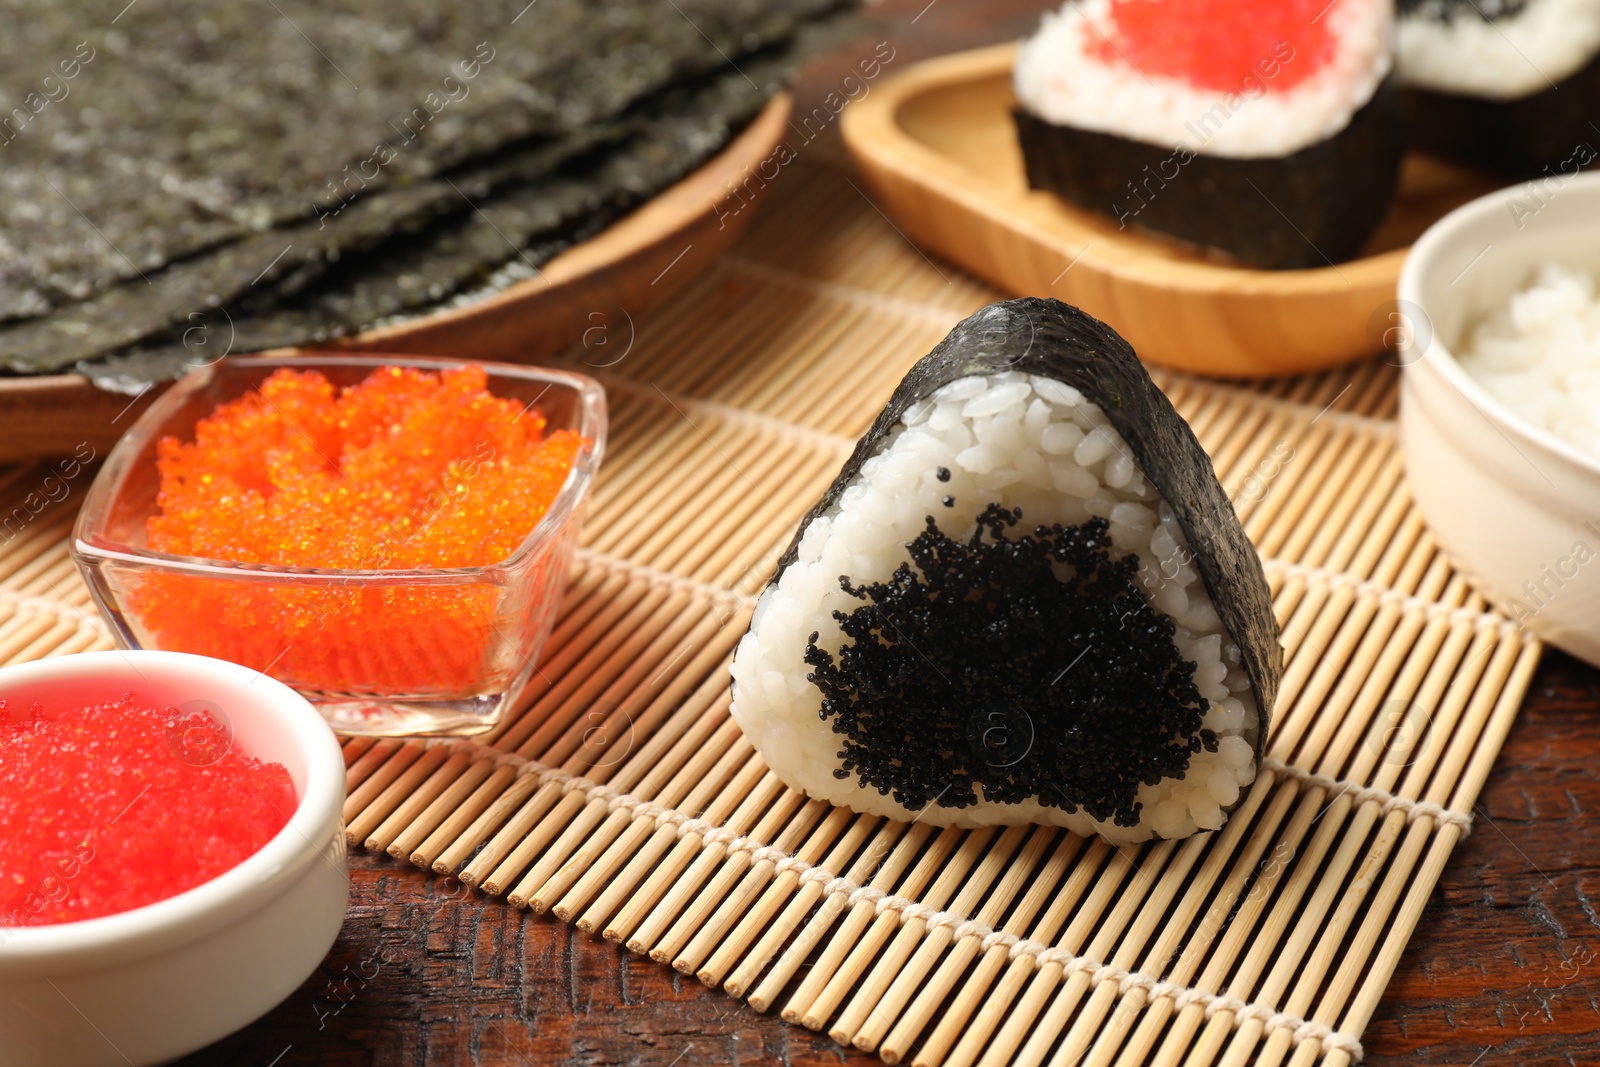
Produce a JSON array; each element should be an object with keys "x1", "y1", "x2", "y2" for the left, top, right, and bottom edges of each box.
[{"x1": 178, "y1": 2, "x2": 1600, "y2": 1064}]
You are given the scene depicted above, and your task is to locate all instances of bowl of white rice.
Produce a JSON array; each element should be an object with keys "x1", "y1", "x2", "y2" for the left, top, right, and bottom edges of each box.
[{"x1": 1398, "y1": 171, "x2": 1600, "y2": 667}]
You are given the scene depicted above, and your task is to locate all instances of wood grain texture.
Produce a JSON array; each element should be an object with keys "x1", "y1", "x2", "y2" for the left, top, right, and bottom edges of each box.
[
  {"x1": 838, "y1": 46, "x2": 1502, "y2": 378},
  {"x1": 0, "y1": 377, "x2": 159, "y2": 470}
]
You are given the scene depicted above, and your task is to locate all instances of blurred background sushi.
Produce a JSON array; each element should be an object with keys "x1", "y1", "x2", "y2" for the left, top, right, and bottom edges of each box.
[
  {"x1": 1012, "y1": 0, "x2": 1403, "y2": 269},
  {"x1": 1398, "y1": 0, "x2": 1600, "y2": 175}
]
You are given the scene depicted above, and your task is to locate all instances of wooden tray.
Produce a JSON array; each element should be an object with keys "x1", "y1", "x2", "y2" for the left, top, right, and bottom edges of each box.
[
  {"x1": 0, "y1": 94, "x2": 793, "y2": 465},
  {"x1": 840, "y1": 44, "x2": 1502, "y2": 378}
]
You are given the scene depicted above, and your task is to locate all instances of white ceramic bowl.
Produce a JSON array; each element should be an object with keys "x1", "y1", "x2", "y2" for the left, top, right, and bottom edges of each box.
[
  {"x1": 1398, "y1": 172, "x2": 1600, "y2": 667},
  {"x1": 0, "y1": 651, "x2": 348, "y2": 1066}
]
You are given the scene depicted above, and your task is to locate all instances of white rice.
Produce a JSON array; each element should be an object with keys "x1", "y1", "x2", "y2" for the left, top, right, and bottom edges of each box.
[
  {"x1": 729, "y1": 373, "x2": 1261, "y2": 845},
  {"x1": 1013, "y1": 0, "x2": 1392, "y2": 158},
  {"x1": 1398, "y1": 0, "x2": 1600, "y2": 100},
  {"x1": 1456, "y1": 263, "x2": 1600, "y2": 459}
]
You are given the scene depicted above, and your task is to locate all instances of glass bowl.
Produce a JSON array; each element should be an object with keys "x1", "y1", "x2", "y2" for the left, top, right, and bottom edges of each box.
[{"x1": 71, "y1": 355, "x2": 606, "y2": 737}]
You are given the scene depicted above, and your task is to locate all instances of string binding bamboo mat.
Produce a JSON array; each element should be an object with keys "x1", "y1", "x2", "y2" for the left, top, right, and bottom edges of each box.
[{"x1": 4, "y1": 151, "x2": 1540, "y2": 1067}]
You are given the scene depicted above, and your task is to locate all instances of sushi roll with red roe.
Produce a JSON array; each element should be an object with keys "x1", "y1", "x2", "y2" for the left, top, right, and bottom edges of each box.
[
  {"x1": 1398, "y1": 0, "x2": 1600, "y2": 176},
  {"x1": 729, "y1": 299, "x2": 1280, "y2": 844},
  {"x1": 1013, "y1": 0, "x2": 1404, "y2": 270}
]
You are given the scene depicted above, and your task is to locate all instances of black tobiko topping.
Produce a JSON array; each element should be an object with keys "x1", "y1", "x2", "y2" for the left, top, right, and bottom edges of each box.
[
  {"x1": 771, "y1": 299, "x2": 1279, "y2": 776},
  {"x1": 803, "y1": 504, "x2": 1215, "y2": 828},
  {"x1": 936, "y1": 467, "x2": 951, "y2": 482},
  {"x1": 941, "y1": 495, "x2": 955, "y2": 508}
]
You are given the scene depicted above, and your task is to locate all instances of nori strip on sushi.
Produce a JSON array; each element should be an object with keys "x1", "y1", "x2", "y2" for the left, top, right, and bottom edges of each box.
[
  {"x1": 1013, "y1": 76, "x2": 1406, "y2": 270},
  {"x1": 1402, "y1": 54, "x2": 1600, "y2": 176},
  {"x1": 737, "y1": 298, "x2": 1280, "y2": 840}
]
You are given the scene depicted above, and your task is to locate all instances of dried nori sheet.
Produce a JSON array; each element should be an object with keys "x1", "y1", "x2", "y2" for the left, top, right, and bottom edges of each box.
[
  {"x1": 242, "y1": 124, "x2": 633, "y2": 310},
  {"x1": 74, "y1": 48, "x2": 795, "y2": 391},
  {"x1": 771, "y1": 298, "x2": 1281, "y2": 756},
  {"x1": 1013, "y1": 76, "x2": 1406, "y2": 270},
  {"x1": 0, "y1": 181, "x2": 469, "y2": 374},
  {"x1": 4, "y1": 34, "x2": 795, "y2": 380},
  {"x1": 0, "y1": 0, "x2": 843, "y2": 318}
]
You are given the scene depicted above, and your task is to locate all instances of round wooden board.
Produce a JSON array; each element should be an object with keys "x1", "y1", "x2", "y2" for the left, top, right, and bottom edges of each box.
[
  {"x1": 840, "y1": 43, "x2": 1505, "y2": 377},
  {"x1": 0, "y1": 93, "x2": 793, "y2": 466}
]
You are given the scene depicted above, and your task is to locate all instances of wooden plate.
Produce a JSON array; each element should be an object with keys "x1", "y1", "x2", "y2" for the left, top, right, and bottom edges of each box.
[
  {"x1": 840, "y1": 44, "x2": 1503, "y2": 377},
  {"x1": 0, "y1": 94, "x2": 793, "y2": 465}
]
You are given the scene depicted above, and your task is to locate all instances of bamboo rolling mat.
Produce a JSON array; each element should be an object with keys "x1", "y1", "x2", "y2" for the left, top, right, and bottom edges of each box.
[{"x1": 2, "y1": 150, "x2": 1539, "y2": 1067}]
